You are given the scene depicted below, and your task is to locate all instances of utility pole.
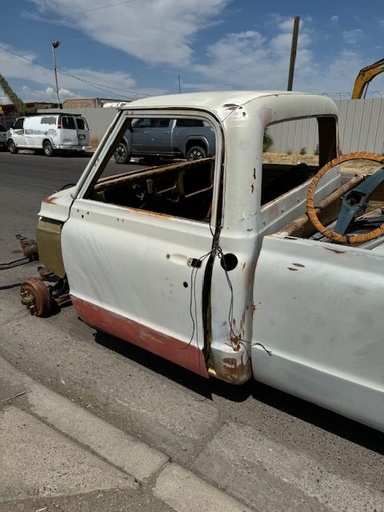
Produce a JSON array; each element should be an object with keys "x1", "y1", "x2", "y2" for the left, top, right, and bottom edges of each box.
[
  {"x1": 287, "y1": 16, "x2": 300, "y2": 91},
  {"x1": 51, "y1": 41, "x2": 62, "y2": 109}
]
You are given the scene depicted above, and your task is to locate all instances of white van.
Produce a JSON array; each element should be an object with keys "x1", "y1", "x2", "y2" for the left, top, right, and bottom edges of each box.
[{"x1": 6, "y1": 113, "x2": 90, "y2": 156}]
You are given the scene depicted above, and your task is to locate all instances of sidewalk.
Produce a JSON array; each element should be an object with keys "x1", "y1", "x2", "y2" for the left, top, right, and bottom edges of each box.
[{"x1": 0, "y1": 356, "x2": 251, "y2": 512}]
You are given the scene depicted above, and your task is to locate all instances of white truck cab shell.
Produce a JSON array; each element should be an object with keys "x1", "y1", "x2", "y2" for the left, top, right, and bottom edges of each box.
[
  {"x1": 7, "y1": 113, "x2": 90, "y2": 155},
  {"x1": 33, "y1": 90, "x2": 384, "y2": 432}
]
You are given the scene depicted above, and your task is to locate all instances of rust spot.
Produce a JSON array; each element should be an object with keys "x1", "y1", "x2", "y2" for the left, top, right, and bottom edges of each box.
[
  {"x1": 218, "y1": 356, "x2": 252, "y2": 384},
  {"x1": 42, "y1": 196, "x2": 56, "y2": 205},
  {"x1": 240, "y1": 310, "x2": 247, "y2": 338},
  {"x1": 20, "y1": 277, "x2": 53, "y2": 317},
  {"x1": 121, "y1": 207, "x2": 176, "y2": 219},
  {"x1": 230, "y1": 331, "x2": 241, "y2": 351}
]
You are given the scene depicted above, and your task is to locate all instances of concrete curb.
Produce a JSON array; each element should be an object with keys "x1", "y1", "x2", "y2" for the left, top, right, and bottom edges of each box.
[{"x1": 0, "y1": 356, "x2": 251, "y2": 511}]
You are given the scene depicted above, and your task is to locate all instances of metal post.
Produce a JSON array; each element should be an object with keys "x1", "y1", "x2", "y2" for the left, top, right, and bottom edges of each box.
[{"x1": 51, "y1": 41, "x2": 61, "y2": 109}]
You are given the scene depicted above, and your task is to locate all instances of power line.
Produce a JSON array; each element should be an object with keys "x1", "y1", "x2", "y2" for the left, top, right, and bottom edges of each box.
[
  {"x1": 0, "y1": 44, "x2": 152, "y2": 99},
  {"x1": 57, "y1": 67, "x2": 152, "y2": 98},
  {"x1": 0, "y1": 0, "x2": 141, "y2": 30},
  {"x1": 66, "y1": 0, "x2": 140, "y2": 17}
]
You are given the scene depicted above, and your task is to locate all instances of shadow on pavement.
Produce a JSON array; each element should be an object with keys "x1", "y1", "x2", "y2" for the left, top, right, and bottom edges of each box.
[{"x1": 94, "y1": 329, "x2": 384, "y2": 454}]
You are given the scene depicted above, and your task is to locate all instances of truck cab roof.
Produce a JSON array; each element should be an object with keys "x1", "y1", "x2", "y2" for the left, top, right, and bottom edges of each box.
[{"x1": 116, "y1": 90, "x2": 338, "y2": 125}]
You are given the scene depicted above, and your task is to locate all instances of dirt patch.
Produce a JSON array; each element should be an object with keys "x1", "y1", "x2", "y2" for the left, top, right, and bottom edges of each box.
[
  {"x1": 263, "y1": 152, "x2": 384, "y2": 175},
  {"x1": 262, "y1": 152, "x2": 318, "y2": 166}
]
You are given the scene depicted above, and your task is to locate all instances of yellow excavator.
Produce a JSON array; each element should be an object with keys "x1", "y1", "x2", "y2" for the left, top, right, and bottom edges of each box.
[{"x1": 352, "y1": 58, "x2": 384, "y2": 99}]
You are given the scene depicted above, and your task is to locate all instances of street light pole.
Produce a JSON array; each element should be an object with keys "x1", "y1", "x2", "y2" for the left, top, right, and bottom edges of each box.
[{"x1": 51, "y1": 41, "x2": 61, "y2": 109}]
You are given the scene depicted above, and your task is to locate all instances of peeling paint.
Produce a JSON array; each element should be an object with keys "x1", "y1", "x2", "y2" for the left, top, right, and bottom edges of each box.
[
  {"x1": 222, "y1": 103, "x2": 239, "y2": 110},
  {"x1": 42, "y1": 196, "x2": 57, "y2": 205},
  {"x1": 230, "y1": 333, "x2": 241, "y2": 352},
  {"x1": 216, "y1": 356, "x2": 252, "y2": 384},
  {"x1": 71, "y1": 296, "x2": 209, "y2": 378},
  {"x1": 324, "y1": 247, "x2": 346, "y2": 255}
]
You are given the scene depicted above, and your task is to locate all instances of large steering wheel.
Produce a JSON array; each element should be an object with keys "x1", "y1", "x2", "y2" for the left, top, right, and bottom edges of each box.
[{"x1": 306, "y1": 152, "x2": 384, "y2": 244}]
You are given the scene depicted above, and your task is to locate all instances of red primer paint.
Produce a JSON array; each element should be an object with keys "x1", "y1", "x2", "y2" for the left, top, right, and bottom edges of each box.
[{"x1": 71, "y1": 295, "x2": 209, "y2": 378}]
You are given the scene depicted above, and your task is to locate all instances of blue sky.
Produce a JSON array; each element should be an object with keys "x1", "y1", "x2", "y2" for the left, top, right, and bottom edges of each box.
[{"x1": 1, "y1": 0, "x2": 384, "y2": 104}]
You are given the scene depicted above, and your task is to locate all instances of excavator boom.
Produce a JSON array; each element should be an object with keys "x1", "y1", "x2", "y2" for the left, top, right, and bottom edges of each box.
[{"x1": 352, "y1": 58, "x2": 384, "y2": 99}]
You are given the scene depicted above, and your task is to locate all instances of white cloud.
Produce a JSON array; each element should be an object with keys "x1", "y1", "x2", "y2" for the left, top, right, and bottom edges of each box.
[
  {"x1": 19, "y1": 85, "x2": 75, "y2": 103},
  {"x1": 189, "y1": 15, "x2": 374, "y2": 96},
  {"x1": 192, "y1": 19, "x2": 312, "y2": 91},
  {"x1": 26, "y1": 0, "x2": 231, "y2": 66},
  {"x1": 342, "y1": 29, "x2": 363, "y2": 45},
  {"x1": 0, "y1": 41, "x2": 144, "y2": 102},
  {"x1": 57, "y1": 68, "x2": 137, "y2": 96},
  {"x1": 0, "y1": 44, "x2": 38, "y2": 79},
  {"x1": 295, "y1": 49, "x2": 363, "y2": 96}
]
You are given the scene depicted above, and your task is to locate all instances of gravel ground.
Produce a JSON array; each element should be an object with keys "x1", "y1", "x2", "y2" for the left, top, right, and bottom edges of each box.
[{"x1": 263, "y1": 152, "x2": 384, "y2": 174}]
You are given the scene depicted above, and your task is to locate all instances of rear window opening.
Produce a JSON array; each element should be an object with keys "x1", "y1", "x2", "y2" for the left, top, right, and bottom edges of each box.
[{"x1": 61, "y1": 116, "x2": 76, "y2": 130}]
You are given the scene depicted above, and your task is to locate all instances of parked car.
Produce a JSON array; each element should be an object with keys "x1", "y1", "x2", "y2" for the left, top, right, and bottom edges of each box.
[
  {"x1": 114, "y1": 117, "x2": 215, "y2": 163},
  {"x1": 6, "y1": 113, "x2": 90, "y2": 156},
  {"x1": 0, "y1": 124, "x2": 7, "y2": 150}
]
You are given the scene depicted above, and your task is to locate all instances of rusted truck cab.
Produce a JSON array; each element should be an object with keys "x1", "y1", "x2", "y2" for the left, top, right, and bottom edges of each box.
[{"x1": 31, "y1": 91, "x2": 384, "y2": 432}]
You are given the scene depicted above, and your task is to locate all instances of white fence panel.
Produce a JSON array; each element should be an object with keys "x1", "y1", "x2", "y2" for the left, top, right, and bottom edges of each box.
[
  {"x1": 334, "y1": 99, "x2": 384, "y2": 154},
  {"x1": 45, "y1": 98, "x2": 384, "y2": 156}
]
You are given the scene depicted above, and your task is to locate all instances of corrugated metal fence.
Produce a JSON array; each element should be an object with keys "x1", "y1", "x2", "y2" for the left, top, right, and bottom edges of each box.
[
  {"x1": 55, "y1": 98, "x2": 384, "y2": 155},
  {"x1": 268, "y1": 98, "x2": 384, "y2": 155},
  {"x1": 335, "y1": 99, "x2": 384, "y2": 153}
]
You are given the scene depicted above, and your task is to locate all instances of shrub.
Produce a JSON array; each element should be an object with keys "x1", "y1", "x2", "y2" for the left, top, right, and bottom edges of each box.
[{"x1": 263, "y1": 130, "x2": 273, "y2": 152}]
